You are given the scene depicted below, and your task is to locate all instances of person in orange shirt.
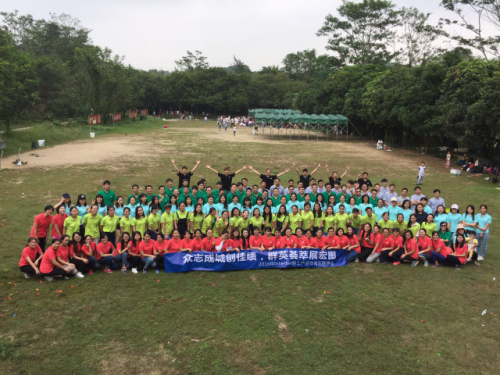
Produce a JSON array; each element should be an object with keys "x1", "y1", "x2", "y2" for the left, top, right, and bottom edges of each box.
[
  {"x1": 51, "y1": 205, "x2": 68, "y2": 240},
  {"x1": 191, "y1": 230, "x2": 204, "y2": 252},
  {"x1": 274, "y1": 230, "x2": 286, "y2": 249},
  {"x1": 153, "y1": 233, "x2": 169, "y2": 273},
  {"x1": 56, "y1": 235, "x2": 84, "y2": 278},
  {"x1": 282, "y1": 228, "x2": 297, "y2": 248},
  {"x1": 393, "y1": 230, "x2": 419, "y2": 266},
  {"x1": 366, "y1": 225, "x2": 383, "y2": 263},
  {"x1": 39, "y1": 238, "x2": 70, "y2": 281},
  {"x1": 377, "y1": 228, "x2": 395, "y2": 265},
  {"x1": 180, "y1": 231, "x2": 193, "y2": 252},
  {"x1": 69, "y1": 232, "x2": 92, "y2": 274},
  {"x1": 417, "y1": 229, "x2": 433, "y2": 267},
  {"x1": 430, "y1": 231, "x2": 451, "y2": 267},
  {"x1": 140, "y1": 232, "x2": 156, "y2": 273},
  {"x1": 113, "y1": 232, "x2": 132, "y2": 274},
  {"x1": 295, "y1": 228, "x2": 310, "y2": 249},
  {"x1": 215, "y1": 231, "x2": 230, "y2": 252},
  {"x1": 447, "y1": 234, "x2": 468, "y2": 269},
  {"x1": 261, "y1": 227, "x2": 276, "y2": 250},
  {"x1": 167, "y1": 229, "x2": 183, "y2": 253},
  {"x1": 201, "y1": 229, "x2": 216, "y2": 251},
  {"x1": 30, "y1": 205, "x2": 55, "y2": 251},
  {"x1": 128, "y1": 231, "x2": 143, "y2": 274},
  {"x1": 311, "y1": 229, "x2": 329, "y2": 250},
  {"x1": 325, "y1": 227, "x2": 340, "y2": 250},
  {"x1": 336, "y1": 227, "x2": 350, "y2": 249},
  {"x1": 96, "y1": 234, "x2": 116, "y2": 273},
  {"x1": 81, "y1": 235, "x2": 97, "y2": 274},
  {"x1": 345, "y1": 226, "x2": 360, "y2": 261},
  {"x1": 249, "y1": 227, "x2": 263, "y2": 250},
  {"x1": 19, "y1": 237, "x2": 43, "y2": 278}
]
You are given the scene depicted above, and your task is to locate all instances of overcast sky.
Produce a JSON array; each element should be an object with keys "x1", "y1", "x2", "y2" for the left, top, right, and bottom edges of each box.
[{"x1": 2, "y1": 0, "x2": 494, "y2": 71}]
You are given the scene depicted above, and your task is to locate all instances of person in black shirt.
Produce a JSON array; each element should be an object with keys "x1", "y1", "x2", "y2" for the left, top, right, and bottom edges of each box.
[
  {"x1": 171, "y1": 159, "x2": 201, "y2": 188},
  {"x1": 356, "y1": 171, "x2": 373, "y2": 188},
  {"x1": 292, "y1": 162, "x2": 321, "y2": 189},
  {"x1": 205, "y1": 165, "x2": 247, "y2": 191},
  {"x1": 325, "y1": 164, "x2": 350, "y2": 186},
  {"x1": 248, "y1": 165, "x2": 289, "y2": 190}
]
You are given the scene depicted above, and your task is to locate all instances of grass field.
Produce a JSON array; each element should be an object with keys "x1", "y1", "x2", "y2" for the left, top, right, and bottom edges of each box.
[{"x1": 0, "y1": 120, "x2": 498, "y2": 374}]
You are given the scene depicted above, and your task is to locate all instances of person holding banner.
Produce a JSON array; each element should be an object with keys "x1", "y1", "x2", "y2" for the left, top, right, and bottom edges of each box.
[
  {"x1": 191, "y1": 230, "x2": 203, "y2": 251},
  {"x1": 282, "y1": 228, "x2": 298, "y2": 248},
  {"x1": 295, "y1": 228, "x2": 309, "y2": 248},
  {"x1": 249, "y1": 227, "x2": 263, "y2": 250},
  {"x1": 201, "y1": 229, "x2": 216, "y2": 251},
  {"x1": 345, "y1": 226, "x2": 361, "y2": 261},
  {"x1": 215, "y1": 231, "x2": 230, "y2": 251},
  {"x1": 261, "y1": 227, "x2": 275, "y2": 250},
  {"x1": 166, "y1": 230, "x2": 182, "y2": 253}
]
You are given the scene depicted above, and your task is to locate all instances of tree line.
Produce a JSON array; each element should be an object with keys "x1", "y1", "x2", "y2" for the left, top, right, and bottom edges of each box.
[{"x1": 0, "y1": 1, "x2": 499, "y2": 161}]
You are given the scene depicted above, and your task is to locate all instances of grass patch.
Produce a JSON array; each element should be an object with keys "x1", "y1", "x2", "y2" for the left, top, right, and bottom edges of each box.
[{"x1": 0, "y1": 121, "x2": 498, "y2": 374}]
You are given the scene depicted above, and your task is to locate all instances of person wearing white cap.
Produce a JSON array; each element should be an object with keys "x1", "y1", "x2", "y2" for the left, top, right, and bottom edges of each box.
[
  {"x1": 388, "y1": 197, "x2": 402, "y2": 221},
  {"x1": 448, "y1": 204, "x2": 461, "y2": 237}
]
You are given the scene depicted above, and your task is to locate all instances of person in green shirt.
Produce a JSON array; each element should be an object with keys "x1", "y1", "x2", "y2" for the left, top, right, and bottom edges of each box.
[
  {"x1": 144, "y1": 185, "x2": 156, "y2": 204},
  {"x1": 369, "y1": 189, "x2": 380, "y2": 207},
  {"x1": 202, "y1": 207, "x2": 218, "y2": 235},
  {"x1": 323, "y1": 206, "x2": 336, "y2": 234},
  {"x1": 161, "y1": 205, "x2": 175, "y2": 238},
  {"x1": 301, "y1": 203, "x2": 314, "y2": 232},
  {"x1": 98, "y1": 180, "x2": 117, "y2": 208},
  {"x1": 236, "y1": 210, "x2": 251, "y2": 233},
  {"x1": 120, "y1": 208, "x2": 133, "y2": 235},
  {"x1": 165, "y1": 179, "x2": 175, "y2": 198},
  {"x1": 407, "y1": 214, "x2": 421, "y2": 237},
  {"x1": 132, "y1": 206, "x2": 148, "y2": 236},
  {"x1": 335, "y1": 205, "x2": 349, "y2": 231},
  {"x1": 353, "y1": 189, "x2": 363, "y2": 205},
  {"x1": 361, "y1": 207, "x2": 377, "y2": 228},
  {"x1": 392, "y1": 214, "x2": 408, "y2": 233},
  {"x1": 83, "y1": 205, "x2": 102, "y2": 243},
  {"x1": 189, "y1": 204, "x2": 204, "y2": 233},
  {"x1": 421, "y1": 214, "x2": 437, "y2": 237},
  {"x1": 226, "y1": 184, "x2": 238, "y2": 204},
  {"x1": 100, "y1": 206, "x2": 119, "y2": 245},
  {"x1": 347, "y1": 208, "x2": 363, "y2": 234},
  {"x1": 214, "y1": 211, "x2": 230, "y2": 238},
  {"x1": 377, "y1": 212, "x2": 393, "y2": 230},
  {"x1": 63, "y1": 207, "x2": 82, "y2": 239},
  {"x1": 439, "y1": 222, "x2": 453, "y2": 247},
  {"x1": 322, "y1": 183, "x2": 335, "y2": 204},
  {"x1": 228, "y1": 208, "x2": 241, "y2": 230},
  {"x1": 288, "y1": 205, "x2": 303, "y2": 234},
  {"x1": 148, "y1": 205, "x2": 161, "y2": 240},
  {"x1": 296, "y1": 187, "x2": 306, "y2": 202},
  {"x1": 249, "y1": 208, "x2": 265, "y2": 233},
  {"x1": 127, "y1": 184, "x2": 140, "y2": 204},
  {"x1": 250, "y1": 185, "x2": 262, "y2": 206},
  {"x1": 312, "y1": 203, "x2": 324, "y2": 232},
  {"x1": 157, "y1": 186, "x2": 169, "y2": 211}
]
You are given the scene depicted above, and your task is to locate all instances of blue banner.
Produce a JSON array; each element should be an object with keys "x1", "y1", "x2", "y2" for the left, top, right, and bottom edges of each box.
[{"x1": 164, "y1": 248, "x2": 348, "y2": 273}]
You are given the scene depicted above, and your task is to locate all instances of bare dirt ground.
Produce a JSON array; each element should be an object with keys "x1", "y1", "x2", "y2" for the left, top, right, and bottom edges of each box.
[{"x1": 2, "y1": 121, "x2": 416, "y2": 170}]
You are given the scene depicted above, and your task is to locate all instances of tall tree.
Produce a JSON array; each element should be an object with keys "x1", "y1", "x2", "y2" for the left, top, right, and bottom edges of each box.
[
  {"x1": 317, "y1": 0, "x2": 400, "y2": 65},
  {"x1": 174, "y1": 50, "x2": 209, "y2": 71},
  {"x1": 440, "y1": 0, "x2": 500, "y2": 59},
  {"x1": 397, "y1": 7, "x2": 446, "y2": 67}
]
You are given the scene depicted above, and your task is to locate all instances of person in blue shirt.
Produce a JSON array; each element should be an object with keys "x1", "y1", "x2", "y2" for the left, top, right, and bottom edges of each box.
[
  {"x1": 475, "y1": 204, "x2": 492, "y2": 260},
  {"x1": 76, "y1": 194, "x2": 89, "y2": 220},
  {"x1": 433, "y1": 205, "x2": 450, "y2": 229},
  {"x1": 447, "y1": 204, "x2": 462, "y2": 235},
  {"x1": 373, "y1": 198, "x2": 388, "y2": 219},
  {"x1": 387, "y1": 197, "x2": 402, "y2": 221}
]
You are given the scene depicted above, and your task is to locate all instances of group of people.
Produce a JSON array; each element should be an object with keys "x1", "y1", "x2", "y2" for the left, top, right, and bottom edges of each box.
[{"x1": 21, "y1": 160, "x2": 492, "y2": 281}]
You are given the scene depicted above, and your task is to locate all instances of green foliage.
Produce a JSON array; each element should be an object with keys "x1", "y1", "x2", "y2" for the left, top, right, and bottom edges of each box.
[{"x1": 317, "y1": 0, "x2": 400, "y2": 65}]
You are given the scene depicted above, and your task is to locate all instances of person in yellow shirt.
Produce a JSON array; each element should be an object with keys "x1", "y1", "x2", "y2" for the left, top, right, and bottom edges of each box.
[
  {"x1": 301, "y1": 203, "x2": 314, "y2": 232},
  {"x1": 100, "y1": 206, "x2": 120, "y2": 245},
  {"x1": 334, "y1": 205, "x2": 349, "y2": 232},
  {"x1": 288, "y1": 205, "x2": 303, "y2": 234},
  {"x1": 120, "y1": 207, "x2": 133, "y2": 237},
  {"x1": 132, "y1": 206, "x2": 148, "y2": 236},
  {"x1": 63, "y1": 207, "x2": 82, "y2": 239},
  {"x1": 148, "y1": 204, "x2": 161, "y2": 240},
  {"x1": 161, "y1": 204, "x2": 175, "y2": 239}
]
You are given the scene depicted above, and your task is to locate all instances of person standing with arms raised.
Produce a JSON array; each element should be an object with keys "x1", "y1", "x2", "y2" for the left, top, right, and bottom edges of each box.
[
  {"x1": 325, "y1": 164, "x2": 350, "y2": 187},
  {"x1": 292, "y1": 162, "x2": 321, "y2": 189},
  {"x1": 170, "y1": 159, "x2": 201, "y2": 188},
  {"x1": 206, "y1": 165, "x2": 247, "y2": 192},
  {"x1": 248, "y1": 166, "x2": 290, "y2": 190}
]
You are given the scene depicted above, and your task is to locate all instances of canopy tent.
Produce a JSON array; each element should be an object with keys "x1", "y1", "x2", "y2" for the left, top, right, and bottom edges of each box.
[
  {"x1": 327, "y1": 114, "x2": 339, "y2": 124},
  {"x1": 336, "y1": 114, "x2": 348, "y2": 125},
  {"x1": 318, "y1": 114, "x2": 329, "y2": 125}
]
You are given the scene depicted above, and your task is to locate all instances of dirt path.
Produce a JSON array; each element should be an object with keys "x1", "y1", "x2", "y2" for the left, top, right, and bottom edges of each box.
[{"x1": 1, "y1": 121, "x2": 414, "y2": 170}]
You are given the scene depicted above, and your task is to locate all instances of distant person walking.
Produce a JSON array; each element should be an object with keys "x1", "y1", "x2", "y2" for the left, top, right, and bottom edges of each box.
[{"x1": 417, "y1": 162, "x2": 426, "y2": 185}]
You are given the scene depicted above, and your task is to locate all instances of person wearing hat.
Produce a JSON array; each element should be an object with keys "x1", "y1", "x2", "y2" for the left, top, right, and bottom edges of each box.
[
  {"x1": 54, "y1": 193, "x2": 72, "y2": 213},
  {"x1": 387, "y1": 197, "x2": 402, "y2": 222},
  {"x1": 448, "y1": 204, "x2": 462, "y2": 236}
]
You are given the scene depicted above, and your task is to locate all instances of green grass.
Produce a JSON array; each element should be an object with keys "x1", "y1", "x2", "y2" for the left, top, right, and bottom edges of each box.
[
  {"x1": 0, "y1": 121, "x2": 498, "y2": 374},
  {"x1": 0, "y1": 117, "x2": 164, "y2": 156}
]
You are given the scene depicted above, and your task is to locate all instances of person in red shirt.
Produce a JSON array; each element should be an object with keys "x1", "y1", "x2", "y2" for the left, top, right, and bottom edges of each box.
[
  {"x1": 228, "y1": 228, "x2": 242, "y2": 251},
  {"x1": 153, "y1": 233, "x2": 169, "y2": 272},
  {"x1": 140, "y1": 232, "x2": 156, "y2": 273},
  {"x1": 336, "y1": 228, "x2": 350, "y2": 250},
  {"x1": 376, "y1": 228, "x2": 395, "y2": 264},
  {"x1": 345, "y1": 226, "x2": 360, "y2": 261},
  {"x1": 393, "y1": 230, "x2": 419, "y2": 266},
  {"x1": 19, "y1": 237, "x2": 43, "y2": 278},
  {"x1": 325, "y1": 227, "x2": 340, "y2": 250},
  {"x1": 81, "y1": 235, "x2": 98, "y2": 274},
  {"x1": 366, "y1": 225, "x2": 383, "y2": 263},
  {"x1": 191, "y1": 230, "x2": 203, "y2": 251},
  {"x1": 215, "y1": 231, "x2": 230, "y2": 252},
  {"x1": 112, "y1": 232, "x2": 131, "y2": 273},
  {"x1": 168, "y1": 229, "x2": 183, "y2": 253},
  {"x1": 387, "y1": 228, "x2": 404, "y2": 263},
  {"x1": 199, "y1": 229, "x2": 215, "y2": 251},
  {"x1": 39, "y1": 238, "x2": 70, "y2": 281},
  {"x1": 417, "y1": 229, "x2": 433, "y2": 267},
  {"x1": 51, "y1": 205, "x2": 68, "y2": 240},
  {"x1": 261, "y1": 227, "x2": 276, "y2": 250},
  {"x1": 358, "y1": 223, "x2": 374, "y2": 262},
  {"x1": 311, "y1": 229, "x2": 329, "y2": 250},
  {"x1": 282, "y1": 228, "x2": 297, "y2": 248},
  {"x1": 128, "y1": 231, "x2": 143, "y2": 273},
  {"x1": 295, "y1": 228, "x2": 310, "y2": 249},
  {"x1": 30, "y1": 205, "x2": 54, "y2": 251},
  {"x1": 240, "y1": 229, "x2": 251, "y2": 250},
  {"x1": 447, "y1": 234, "x2": 468, "y2": 269},
  {"x1": 96, "y1": 234, "x2": 116, "y2": 273},
  {"x1": 69, "y1": 232, "x2": 92, "y2": 274},
  {"x1": 430, "y1": 231, "x2": 450, "y2": 267},
  {"x1": 274, "y1": 230, "x2": 286, "y2": 249},
  {"x1": 56, "y1": 235, "x2": 83, "y2": 278},
  {"x1": 180, "y1": 231, "x2": 193, "y2": 252},
  {"x1": 249, "y1": 227, "x2": 263, "y2": 250}
]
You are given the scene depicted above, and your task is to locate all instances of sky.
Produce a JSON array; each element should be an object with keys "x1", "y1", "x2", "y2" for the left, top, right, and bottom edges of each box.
[{"x1": 1, "y1": 0, "x2": 494, "y2": 71}]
